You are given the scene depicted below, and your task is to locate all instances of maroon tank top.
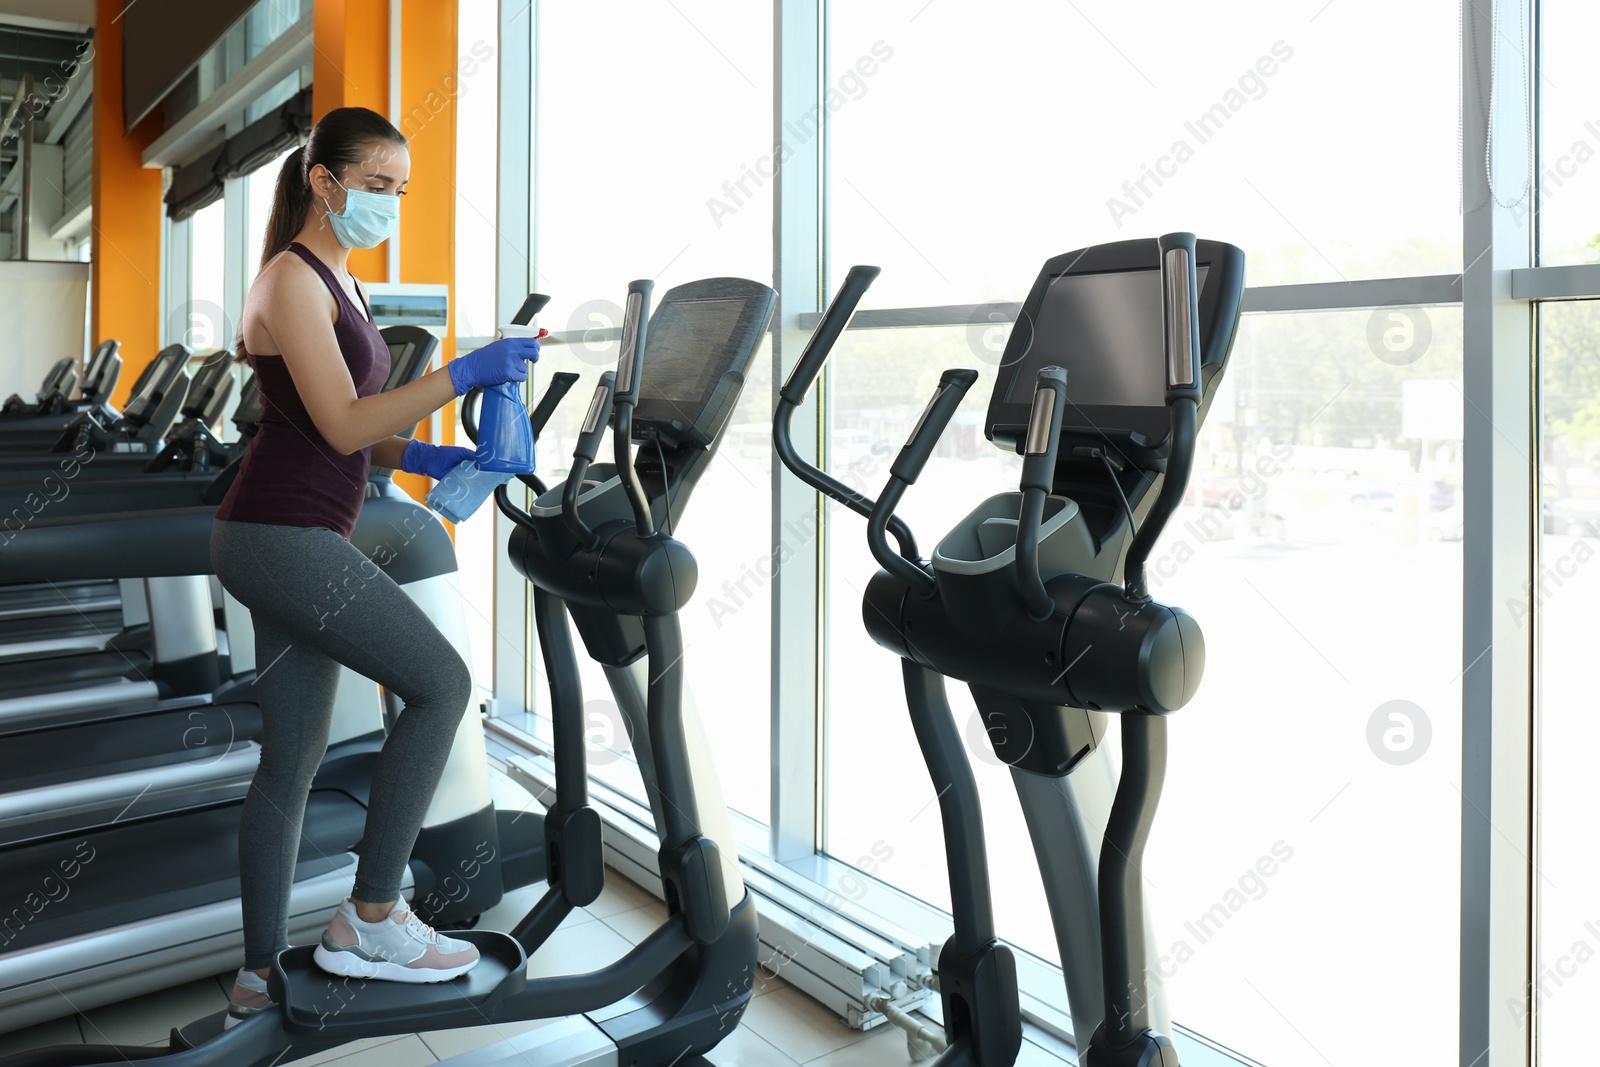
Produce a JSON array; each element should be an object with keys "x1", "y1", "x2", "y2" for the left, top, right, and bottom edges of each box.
[{"x1": 215, "y1": 243, "x2": 392, "y2": 538}]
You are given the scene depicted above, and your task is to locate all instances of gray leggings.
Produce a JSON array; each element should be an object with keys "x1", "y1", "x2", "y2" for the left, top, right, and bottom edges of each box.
[{"x1": 210, "y1": 519, "x2": 472, "y2": 969}]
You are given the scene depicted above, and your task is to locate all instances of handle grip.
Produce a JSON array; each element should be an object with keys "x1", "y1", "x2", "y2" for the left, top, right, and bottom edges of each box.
[
  {"x1": 529, "y1": 372, "x2": 580, "y2": 438},
  {"x1": 779, "y1": 265, "x2": 880, "y2": 405},
  {"x1": 889, "y1": 368, "x2": 980, "y2": 485},
  {"x1": 1019, "y1": 366, "x2": 1068, "y2": 492},
  {"x1": 610, "y1": 281, "x2": 656, "y2": 536},
  {"x1": 612, "y1": 280, "x2": 653, "y2": 405},
  {"x1": 572, "y1": 372, "x2": 616, "y2": 465},
  {"x1": 562, "y1": 372, "x2": 617, "y2": 551},
  {"x1": 511, "y1": 293, "x2": 551, "y2": 327},
  {"x1": 1158, "y1": 232, "x2": 1201, "y2": 402},
  {"x1": 1124, "y1": 233, "x2": 1206, "y2": 601}
]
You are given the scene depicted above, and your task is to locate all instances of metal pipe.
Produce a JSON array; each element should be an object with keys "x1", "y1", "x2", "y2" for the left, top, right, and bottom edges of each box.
[
  {"x1": 867, "y1": 993, "x2": 949, "y2": 1056},
  {"x1": 19, "y1": 72, "x2": 31, "y2": 260},
  {"x1": 0, "y1": 72, "x2": 33, "y2": 261}
]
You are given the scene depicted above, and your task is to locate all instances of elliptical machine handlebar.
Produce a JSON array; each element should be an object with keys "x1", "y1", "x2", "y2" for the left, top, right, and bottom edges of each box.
[
  {"x1": 511, "y1": 292, "x2": 551, "y2": 327},
  {"x1": 1016, "y1": 366, "x2": 1069, "y2": 620},
  {"x1": 1159, "y1": 233, "x2": 1202, "y2": 401},
  {"x1": 890, "y1": 369, "x2": 980, "y2": 484},
  {"x1": 866, "y1": 368, "x2": 980, "y2": 596},
  {"x1": 612, "y1": 280, "x2": 656, "y2": 537},
  {"x1": 1122, "y1": 231, "x2": 1203, "y2": 602},
  {"x1": 772, "y1": 266, "x2": 919, "y2": 561},
  {"x1": 529, "y1": 372, "x2": 581, "y2": 438},
  {"x1": 561, "y1": 371, "x2": 617, "y2": 549},
  {"x1": 779, "y1": 264, "x2": 880, "y2": 404}
]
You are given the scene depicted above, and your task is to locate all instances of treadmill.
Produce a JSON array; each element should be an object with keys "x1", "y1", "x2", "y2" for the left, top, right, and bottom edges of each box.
[
  {"x1": 0, "y1": 359, "x2": 77, "y2": 419},
  {"x1": 0, "y1": 327, "x2": 438, "y2": 645},
  {"x1": 0, "y1": 361, "x2": 241, "y2": 705},
  {"x1": 0, "y1": 364, "x2": 244, "y2": 669},
  {"x1": 0, "y1": 340, "x2": 122, "y2": 427},
  {"x1": 0, "y1": 344, "x2": 191, "y2": 455},
  {"x1": 0, "y1": 353, "x2": 238, "y2": 480},
  {"x1": 0, "y1": 329, "x2": 443, "y2": 715}
]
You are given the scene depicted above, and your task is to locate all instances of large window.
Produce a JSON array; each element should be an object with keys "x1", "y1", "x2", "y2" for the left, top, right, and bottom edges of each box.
[
  {"x1": 246, "y1": 148, "x2": 295, "y2": 274},
  {"x1": 1537, "y1": 0, "x2": 1600, "y2": 266},
  {"x1": 1535, "y1": 301, "x2": 1600, "y2": 1064},
  {"x1": 529, "y1": 0, "x2": 775, "y2": 824},
  {"x1": 185, "y1": 198, "x2": 229, "y2": 353},
  {"x1": 828, "y1": 0, "x2": 1461, "y2": 308},
  {"x1": 1143, "y1": 307, "x2": 1463, "y2": 1064}
]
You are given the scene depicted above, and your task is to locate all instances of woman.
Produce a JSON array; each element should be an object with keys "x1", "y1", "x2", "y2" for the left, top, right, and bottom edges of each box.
[{"x1": 210, "y1": 107, "x2": 539, "y2": 1025}]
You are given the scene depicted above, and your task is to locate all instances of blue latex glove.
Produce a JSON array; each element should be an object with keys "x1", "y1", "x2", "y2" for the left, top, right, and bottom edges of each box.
[
  {"x1": 400, "y1": 439, "x2": 476, "y2": 480},
  {"x1": 446, "y1": 336, "x2": 541, "y2": 396}
]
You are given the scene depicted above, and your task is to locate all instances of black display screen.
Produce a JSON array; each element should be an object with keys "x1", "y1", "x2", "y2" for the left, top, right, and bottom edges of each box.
[
  {"x1": 1004, "y1": 265, "x2": 1210, "y2": 411},
  {"x1": 638, "y1": 297, "x2": 747, "y2": 409}
]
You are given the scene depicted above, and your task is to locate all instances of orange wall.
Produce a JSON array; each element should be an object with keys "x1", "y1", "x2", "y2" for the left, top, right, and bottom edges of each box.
[
  {"x1": 90, "y1": 0, "x2": 165, "y2": 408},
  {"x1": 396, "y1": 0, "x2": 460, "y2": 486},
  {"x1": 313, "y1": 0, "x2": 391, "y2": 285}
]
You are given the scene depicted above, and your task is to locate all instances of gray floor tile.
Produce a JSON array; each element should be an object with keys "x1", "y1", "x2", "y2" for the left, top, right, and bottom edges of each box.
[
  {"x1": 739, "y1": 985, "x2": 866, "y2": 1064},
  {"x1": 525, "y1": 917, "x2": 635, "y2": 980},
  {"x1": 585, "y1": 874, "x2": 658, "y2": 918},
  {"x1": 597, "y1": 900, "x2": 669, "y2": 945},
  {"x1": 802, "y1": 1023, "x2": 916, "y2": 1066},
  {"x1": 703, "y1": 1023, "x2": 803, "y2": 1066}
]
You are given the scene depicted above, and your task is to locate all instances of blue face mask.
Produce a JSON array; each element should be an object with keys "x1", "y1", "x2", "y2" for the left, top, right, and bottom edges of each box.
[{"x1": 324, "y1": 173, "x2": 400, "y2": 249}]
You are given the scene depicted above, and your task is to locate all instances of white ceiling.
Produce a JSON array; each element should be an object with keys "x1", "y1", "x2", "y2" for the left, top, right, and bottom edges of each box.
[{"x1": 0, "y1": 1, "x2": 94, "y2": 32}]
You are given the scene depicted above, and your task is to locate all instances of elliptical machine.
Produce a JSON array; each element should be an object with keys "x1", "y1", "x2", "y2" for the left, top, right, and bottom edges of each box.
[
  {"x1": 774, "y1": 233, "x2": 1245, "y2": 1066},
  {"x1": 0, "y1": 275, "x2": 779, "y2": 1067}
]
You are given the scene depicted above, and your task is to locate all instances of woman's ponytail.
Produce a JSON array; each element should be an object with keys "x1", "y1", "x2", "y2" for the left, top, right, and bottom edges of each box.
[
  {"x1": 235, "y1": 146, "x2": 311, "y2": 360},
  {"x1": 261, "y1": 146, "x2": 311, "y2": 271}
]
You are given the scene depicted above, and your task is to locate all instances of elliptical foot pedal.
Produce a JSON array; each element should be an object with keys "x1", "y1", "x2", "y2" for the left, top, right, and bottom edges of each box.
[
  {"x1": 270, "y1": 931, "x2": 527, "y2": 1038},
  {"x1": 170, "y1": 1010, "x2": 227, "y2": 1049}
]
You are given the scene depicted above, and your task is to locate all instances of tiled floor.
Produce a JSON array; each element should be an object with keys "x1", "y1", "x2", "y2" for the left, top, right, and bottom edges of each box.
[
  {"x1": 0, "y1": 777, "x2": 1074, "y2": 1065},
  {"x1": 0, "y1": 871, "x2": 1076, "y2": 1066}
]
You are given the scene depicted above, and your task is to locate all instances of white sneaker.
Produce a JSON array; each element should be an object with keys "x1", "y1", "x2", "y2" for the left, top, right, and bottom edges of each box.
[
  {"x1": 311, "y1": 898, "x2": 480, "y2": 983},
  {"x1": 223, "y1": 967, "x2": 274, "y2": 1030}
]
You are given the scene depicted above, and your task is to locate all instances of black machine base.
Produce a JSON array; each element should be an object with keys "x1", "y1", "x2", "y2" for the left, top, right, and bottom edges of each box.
[
  {"x1": 1085, "y1": 1025, "x2": 1180, "y2": 1067},
  {"x1": 269, "y1": 930, "x2": 527, "y2": 1038}
]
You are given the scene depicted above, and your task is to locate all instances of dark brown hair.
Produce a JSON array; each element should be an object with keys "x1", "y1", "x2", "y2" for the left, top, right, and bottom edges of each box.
[{"x1": 235, "y1": 107, "x2": 407, "y2": 359}]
